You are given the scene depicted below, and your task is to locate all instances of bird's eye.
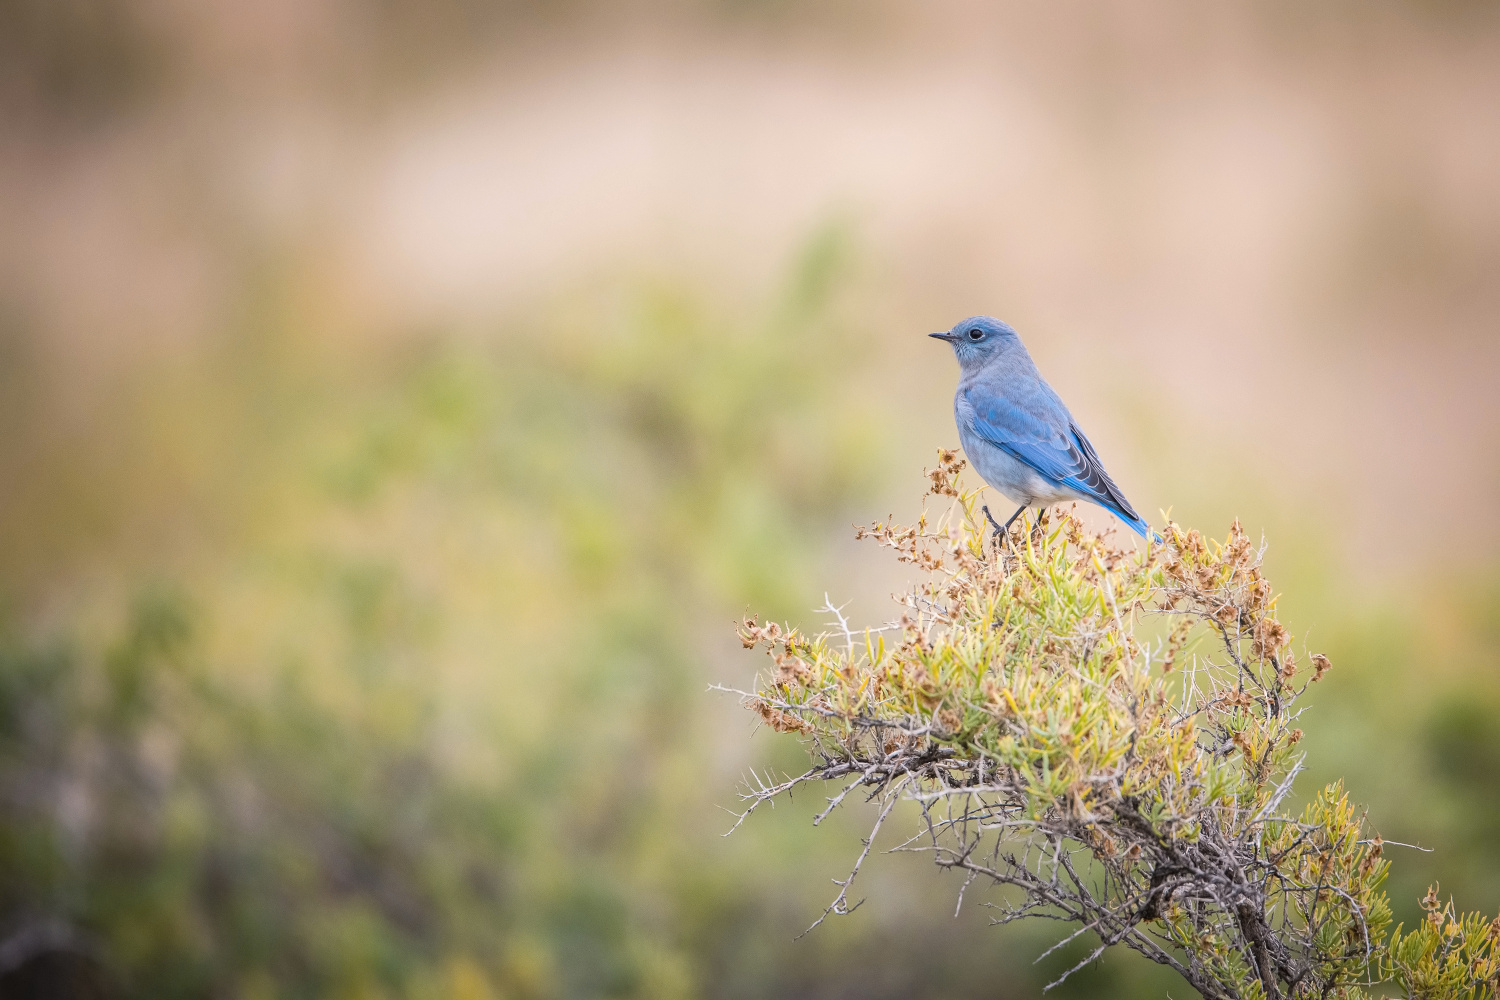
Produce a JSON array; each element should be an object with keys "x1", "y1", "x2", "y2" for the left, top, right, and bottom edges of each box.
[{"x1": 967, "y1": 328, "x2": 984, "y2": 341}]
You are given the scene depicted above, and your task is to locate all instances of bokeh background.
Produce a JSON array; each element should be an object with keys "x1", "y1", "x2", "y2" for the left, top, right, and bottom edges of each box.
[{"x1": 2, "y1": 2, "x2": 1498, "y2": 997}]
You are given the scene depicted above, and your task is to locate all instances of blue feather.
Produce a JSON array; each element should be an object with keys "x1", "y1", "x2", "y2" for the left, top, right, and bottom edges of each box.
[{"x1": 963, "y1": 387, "x2": 1152, "y2": 539}]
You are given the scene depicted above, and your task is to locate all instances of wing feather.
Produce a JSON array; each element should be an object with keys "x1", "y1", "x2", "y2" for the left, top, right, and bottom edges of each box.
[{"x1": 962, "y1": 386, "x2": 1147, "y2": 536}]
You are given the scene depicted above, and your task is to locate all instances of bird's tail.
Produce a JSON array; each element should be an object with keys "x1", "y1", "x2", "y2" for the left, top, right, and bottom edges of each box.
[{"x1": 1110, "y1": 506, "x2": 1162, "y2": 545}]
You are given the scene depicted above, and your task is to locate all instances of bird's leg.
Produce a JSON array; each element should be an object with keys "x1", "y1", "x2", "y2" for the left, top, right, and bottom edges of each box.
[
  {"x1": 982, "y1": 504, "x2": 1030, "y2": 548},
  {"x1": 992, "y1": 504, "x2": 1029, "y2": 548}
]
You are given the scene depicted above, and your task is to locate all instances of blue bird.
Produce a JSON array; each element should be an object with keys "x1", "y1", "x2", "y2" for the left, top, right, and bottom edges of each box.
[{"x1": 929, "y1": 316, "x2": 1154, "y2": 541}]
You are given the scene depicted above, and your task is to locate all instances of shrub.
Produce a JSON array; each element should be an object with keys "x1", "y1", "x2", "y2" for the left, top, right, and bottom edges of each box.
[{"x1": 729, "y1": 450, "x2": 1498, "y2": 1000}]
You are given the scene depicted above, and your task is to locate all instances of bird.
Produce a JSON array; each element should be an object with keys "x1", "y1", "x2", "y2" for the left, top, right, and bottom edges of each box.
[{"x1": 929, "y1": 315, "x2": 1154, "y2": 541}]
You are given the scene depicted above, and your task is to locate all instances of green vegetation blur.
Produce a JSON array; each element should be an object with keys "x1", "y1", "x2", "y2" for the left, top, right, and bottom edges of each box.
[
  {"x1": 0, "y1": 238, "x2": 889, "y2": 998},
  {"x1": 2, "y1": 2, "x2": 1498, "y2": 998}
]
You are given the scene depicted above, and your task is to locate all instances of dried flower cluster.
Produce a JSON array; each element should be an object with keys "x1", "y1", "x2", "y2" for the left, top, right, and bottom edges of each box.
[{"x1": 725, "y1": 452, "x2": 1498, "y2": 1000}]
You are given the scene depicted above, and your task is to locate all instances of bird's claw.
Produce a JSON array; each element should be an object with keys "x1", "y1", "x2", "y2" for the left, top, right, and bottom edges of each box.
[{"x1": 981, "y1": 504, "x2": 1007, "y2": 543}]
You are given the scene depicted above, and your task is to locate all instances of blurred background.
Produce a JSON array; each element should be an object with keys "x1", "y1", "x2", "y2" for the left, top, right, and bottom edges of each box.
[{"x1": 1, "y1": 1, "x2": 1498, "y2": 997}]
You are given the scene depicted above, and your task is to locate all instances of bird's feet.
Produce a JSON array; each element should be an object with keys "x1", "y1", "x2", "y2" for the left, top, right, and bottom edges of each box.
[{"x1": 981, "y1": 504, "x2": 1007, "y2": 544}]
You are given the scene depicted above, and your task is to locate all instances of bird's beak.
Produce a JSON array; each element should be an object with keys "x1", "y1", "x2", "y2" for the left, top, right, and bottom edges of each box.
[{"x1": 929, "y1": 331, "x2": 955, "y2": 342}]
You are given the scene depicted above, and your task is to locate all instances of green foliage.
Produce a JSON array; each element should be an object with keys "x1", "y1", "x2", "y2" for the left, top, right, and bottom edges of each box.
[
  {"x1": 735, "y1": 452, "x2": 1498, "y2": 1000},
  {"x1": 1380, "y1": 888, "x2": 1500, "y2": 1000}
]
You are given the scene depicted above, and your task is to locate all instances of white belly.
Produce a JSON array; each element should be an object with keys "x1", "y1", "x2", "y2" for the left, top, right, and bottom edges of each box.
[{"x1": 958, "y1": 422, "x2": 1078, "y2": 507}]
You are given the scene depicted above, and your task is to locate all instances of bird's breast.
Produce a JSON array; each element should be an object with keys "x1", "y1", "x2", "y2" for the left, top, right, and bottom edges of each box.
[{"x1": 957, "y1": 422, "x2": 1062, "y2": 506}]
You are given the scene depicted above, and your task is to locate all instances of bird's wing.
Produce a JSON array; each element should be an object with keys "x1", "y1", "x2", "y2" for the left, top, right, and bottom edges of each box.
[{"x1": 962, "y1": 385, "x2": 1148, "y2": 535}]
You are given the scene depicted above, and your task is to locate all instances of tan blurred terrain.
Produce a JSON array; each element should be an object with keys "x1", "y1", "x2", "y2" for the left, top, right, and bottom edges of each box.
[{"x1": 1, "y1": 2, "x2": 1498, "y2": 998}]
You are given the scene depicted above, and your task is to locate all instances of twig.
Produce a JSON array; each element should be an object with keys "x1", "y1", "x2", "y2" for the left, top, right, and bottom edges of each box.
[{"x1": 796, "y1": 779, "x2": 905, "y2": 939}]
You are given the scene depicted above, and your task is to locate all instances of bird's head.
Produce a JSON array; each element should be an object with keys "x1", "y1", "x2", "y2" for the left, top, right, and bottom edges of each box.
[{"x1": 928, "y1": 316, "x2": 1022, "y2": 370}]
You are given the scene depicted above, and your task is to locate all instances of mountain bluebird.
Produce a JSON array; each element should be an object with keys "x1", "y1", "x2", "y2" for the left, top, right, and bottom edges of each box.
[{"x1": 930, "y1": 316, "x2": 1153, "y2": 541}]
